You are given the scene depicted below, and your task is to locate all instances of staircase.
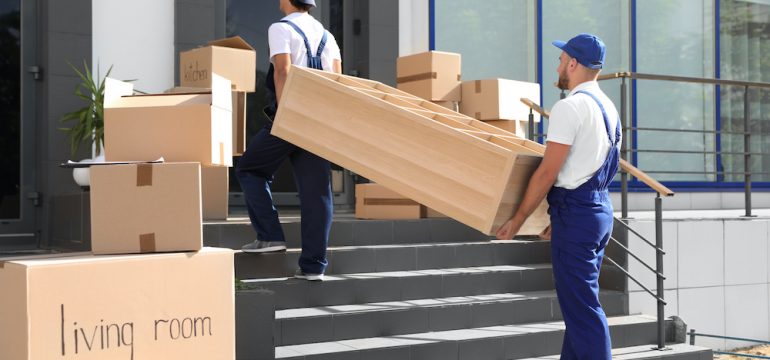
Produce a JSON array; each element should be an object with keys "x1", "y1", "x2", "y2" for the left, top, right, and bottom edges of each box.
[{"x1": 213, "y1": 213, "x2": 712, "y2": 360}]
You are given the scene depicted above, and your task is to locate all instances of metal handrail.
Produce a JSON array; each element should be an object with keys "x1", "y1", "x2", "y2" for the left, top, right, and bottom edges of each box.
[
  {"x1": 596, "y1": 71, "x2": 768, "y2": 217},
  {"x1": 689, "y1": 330, "x2": 770, "y2": 359}
]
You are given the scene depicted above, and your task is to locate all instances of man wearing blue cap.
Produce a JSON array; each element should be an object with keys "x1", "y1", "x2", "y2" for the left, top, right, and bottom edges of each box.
[
  {"x1": 496, "y1": 33, "x2": 619, "y2": 359},
  {"x1": 237, "y1": 0, "x2": 342, "y2": 281}
]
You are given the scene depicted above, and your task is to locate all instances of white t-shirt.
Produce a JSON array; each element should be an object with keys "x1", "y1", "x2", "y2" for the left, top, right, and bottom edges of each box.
[
  {"x1": 546, "y1": 81, "x2": 621, "y2": 189},
  {"x1": 268, "y1": 12, "x2": 341, "y2": 71}
]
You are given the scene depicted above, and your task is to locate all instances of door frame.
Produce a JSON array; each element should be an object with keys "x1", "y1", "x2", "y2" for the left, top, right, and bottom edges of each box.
[{"x1": 0, "y1": 0, "x2": 39, "y2": 248}]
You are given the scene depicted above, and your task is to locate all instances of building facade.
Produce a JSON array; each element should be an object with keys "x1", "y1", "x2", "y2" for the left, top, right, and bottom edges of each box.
[{"x1": 1, "y1": 0, "x2": 770, "y2": 349}]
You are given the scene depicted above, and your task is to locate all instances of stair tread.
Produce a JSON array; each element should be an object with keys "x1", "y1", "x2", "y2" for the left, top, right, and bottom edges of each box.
[
  {"x1": 275, "y1": 314, "x2": 658, "y2": 358},
  {"x1": 235, "y1": 239, "x2": 537, "y2": 253},
  {"x1": 519, "y1": 343, "x2": 712, "y2": 359},
  {"x1": 276, "y1": 289, "x2": 622, "y2": 320},
  {"x1": 242, "y1": 263, "x2": 552, "y2": 284}
]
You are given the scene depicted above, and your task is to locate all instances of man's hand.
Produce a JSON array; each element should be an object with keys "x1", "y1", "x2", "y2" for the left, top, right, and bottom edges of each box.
[
  {"x1": 495, "y1": 217, "x2": 523, "y2": 240},
  {"x1": 538, "y1": 225, "x2": 552, "y2": 240}
]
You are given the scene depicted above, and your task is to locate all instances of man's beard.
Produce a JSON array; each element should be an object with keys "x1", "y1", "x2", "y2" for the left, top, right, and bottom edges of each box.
[{"x1": 557, "y1": 70, "x2": 569, "y2": 91}]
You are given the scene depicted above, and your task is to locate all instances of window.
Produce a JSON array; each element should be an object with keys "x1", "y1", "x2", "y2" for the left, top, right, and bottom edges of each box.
[
  {"x1": 720, "y1": 0, "x2": 770, "y2": 182},
  {"x1": 0, "y1": 0, "x2": 20, "y2": 219},
  {"x1": 434, "y1": 0, "x2": 537, "y2": 82}
]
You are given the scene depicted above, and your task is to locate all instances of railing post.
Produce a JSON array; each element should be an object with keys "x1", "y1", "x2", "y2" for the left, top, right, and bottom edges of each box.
[
  {"x1": 689, "y1": 329, "x2": 696, "y2": 346},
  {"x1": 744, "y1": 85, "x2": 753, "y2": 217},
  {"x1": 655, "y1": 193, "x2": 666, "y2": 350},
  {"x1": 621, "y1": 77, "x2": 629, "y2": 219},
  {"x1": 528, "y1": 108, "x2": 535, "y2": 141}
]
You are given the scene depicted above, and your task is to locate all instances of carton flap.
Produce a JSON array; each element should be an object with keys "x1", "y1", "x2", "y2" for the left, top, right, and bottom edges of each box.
[
  {"x1": 104, "y1": 78, "x2": 134, "y2": 107},
  {"x1": 109, "y1": 93, "x2": 213, "y2": 108},
  {"x1": 211, "y1": 73, "x2": 233, "y2": 111},
  {"x1": 209, "y1": 36, "x2": 255, "y2": 51}
]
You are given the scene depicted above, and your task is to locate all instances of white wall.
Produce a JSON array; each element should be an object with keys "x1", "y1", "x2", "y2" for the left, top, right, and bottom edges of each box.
[
  {"x1": 398, "y1": 0, "x2": 428, "y2": 56},
  {"x1": 92, "y1": 0, "x2": 175, "y2": 93},
  {"x1": 626, "y1": 217, "x2": 770, "y2": 350}
]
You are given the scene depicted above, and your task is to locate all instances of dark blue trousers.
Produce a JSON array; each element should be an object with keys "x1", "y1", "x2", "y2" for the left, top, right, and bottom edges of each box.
[
  {"x1": 236, "y1": 125, "x2": 332, "y2": 274},
  {"x1": 548, "y1": 189, "x2": 613, "y2": 360}
]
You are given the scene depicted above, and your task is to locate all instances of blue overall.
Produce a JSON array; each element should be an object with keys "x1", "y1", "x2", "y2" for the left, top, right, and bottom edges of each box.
[
  {"x1": 546, "y1": 90, "x2": 620, "y2": 360},
  {"x1": 236, "y1": 20, "x2": 332, "y2": 275}
]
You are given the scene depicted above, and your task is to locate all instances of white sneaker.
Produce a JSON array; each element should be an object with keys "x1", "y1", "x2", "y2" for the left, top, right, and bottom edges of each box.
[
  {"x1": 294, "y1": 268, "x2": 324, "y2": 281},
  {"x1": 241, "y1": 240, "x2": 287, "y2": 253}
]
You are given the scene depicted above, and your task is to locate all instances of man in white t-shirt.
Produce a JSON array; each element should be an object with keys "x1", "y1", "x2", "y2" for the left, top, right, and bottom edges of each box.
[
  {"x1": 236, "y1": 0, "x2": 342, "y2": 282},
  {"x1": 496, "y1": 34, "x2": 620, "y2": 359}
]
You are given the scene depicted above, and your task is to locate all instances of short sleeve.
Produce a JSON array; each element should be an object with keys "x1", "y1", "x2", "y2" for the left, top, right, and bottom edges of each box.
[
  {"x1": 268, "y1": 23, "x2": 292, "y2": 61},
  {"x1": 546, "y1": 100, "x2": 580, "y2": 146},
  {"x1": 325, "y1": 32, "x2": 342, "y2": 61}
]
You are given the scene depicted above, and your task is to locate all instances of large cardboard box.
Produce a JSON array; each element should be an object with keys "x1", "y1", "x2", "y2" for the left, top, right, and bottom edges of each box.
[
  {"x1": 0, "y1": 248, "x2": 235, "y2": 360},
  {"x1": 165, "y1": 87, "x2": 248, "y2": 156},
  {"x1": 355, "y1": 183, "x2": 423, "y2": 220},
  {"x1": 202, "y1": 165, "x2": 229, "y2": 220},
  {"x1": 180, "y1": 36, "x2": 256, "y2": 92},
  {"x1": 90, "y1": 162, "x2": 203, "y2": 255},
  {"x1": 459, "y1": 79, "x2": 541, "y2": 121},
  {"x1": 397, "y1": 51, "x2": 461, "y2": 101},
  {"x1": 104, "y1": 76, "x2": 233, "y2": 166},
  {"x1": 273, "y1": 67, "x2": 550, "y2": 235}
]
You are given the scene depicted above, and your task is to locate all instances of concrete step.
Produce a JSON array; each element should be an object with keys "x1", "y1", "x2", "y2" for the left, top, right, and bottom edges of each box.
[
  {"x1": 240, "y1": 264, "x2": 555, "y2": 310},
  {"x1": 205, "y1": 217, "x2": 494, "y2": 249},
  {"x1": 274, "y1": 290, "x2": 627, "y2": 347},
  {"x1": 520, "y1": 343, "x2": 713, "y2": 359},
  {"x1": 274, "y1": 314, "x2": 677, "y2": 360},
  {"x1": 235, "y1": 240, "x2": 550, "y2": 279}
]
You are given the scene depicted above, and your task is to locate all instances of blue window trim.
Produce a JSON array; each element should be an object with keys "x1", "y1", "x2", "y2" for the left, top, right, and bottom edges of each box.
[
  {"x1": 429, "y1": 0, "x2": 436, "y2": 50},
  {"x1": 630, "y1": 0, "x2": 638, "y2": 171},
  {"x1": 715, "y1": 0, "x2": 724, "y2": 182},
  {"x1": 610, "y1": 181, "x2": 770, "y2": 193}
]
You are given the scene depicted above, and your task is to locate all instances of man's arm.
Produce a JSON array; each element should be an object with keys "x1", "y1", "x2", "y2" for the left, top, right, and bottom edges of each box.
[
  {"x1": 273, "y1": 54, "x2": 292, "y2": 104},
  {"x1": 333, "y1": 59, "x2": 342, "y2": 74},
  {"x1": 495, "y1": 141, "x2": 571, "y2": 239}
]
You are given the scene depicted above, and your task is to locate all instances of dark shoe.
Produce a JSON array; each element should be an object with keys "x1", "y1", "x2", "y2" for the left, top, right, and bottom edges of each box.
[
  {"x1": 241, "y1": 240, "x2": 287, "y2": 253},
  {"x1": 294, "y1": 268, "x2": 324, "y2": 281}
]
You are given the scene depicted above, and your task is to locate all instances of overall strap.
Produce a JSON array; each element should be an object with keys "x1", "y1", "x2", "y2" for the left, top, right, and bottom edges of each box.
[
  {"x1": 280, "y1": 20, "x2": 328, "y2": 69},
  {"x1": 574, "y1": 90, "x2": 621, "y2": 147}
]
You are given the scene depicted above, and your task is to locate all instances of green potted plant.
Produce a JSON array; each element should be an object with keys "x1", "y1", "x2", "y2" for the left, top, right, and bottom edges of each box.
[{"x1": 60, "y1": 60, "x2": 112, "y2": 187}]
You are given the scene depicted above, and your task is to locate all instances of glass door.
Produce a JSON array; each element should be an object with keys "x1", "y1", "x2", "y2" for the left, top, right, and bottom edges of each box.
[
  {"x1": 0, "y1": 0, "x2": 38, "y2": 247},
  {"x1": 226, "y1": 0, "x2": 353, "y2": 208}
]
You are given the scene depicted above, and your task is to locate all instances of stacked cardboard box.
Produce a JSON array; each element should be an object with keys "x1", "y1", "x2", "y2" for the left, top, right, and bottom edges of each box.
[
  {"x1": 355, "y1": 183, "x2": 447, "y2": 220},
  {"x1": 459, "y1": 78, "x2": 541, "y2": 138},
  {"x1": 397, "y1": 51, "x2": 461, "y2": 101},
  {"x1": 173, "y1": 36, "x2": 257, "y2": 220}
]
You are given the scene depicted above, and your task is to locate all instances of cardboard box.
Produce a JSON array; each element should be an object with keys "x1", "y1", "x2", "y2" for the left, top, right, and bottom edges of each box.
[
  {"x1": 459, "y1": 79, "x2": 541, "y2": 121},
  {"x1": 180, "y1": 36, "x2": 257, "y2": 92},
  {"x1": 165, "y1": 87, "x2": 247, "y2": 156},
  {"x1": 397, "y1": 51, "x2": 461, "y2": 101},
  {"x1": 273, "y1": 67, "x2": 550, "y2": 235},
  {"x1": 90, "y1": 162, "x2": 203, "y2": 255},
  {"x1": 0, "y1": 248, "x2": 235, "y2": 360},
  {"x1": 104, "y1": 76, "x2": 233, "y2": 166},
  {"x1": 485, "y1": 120, "x2": 530, "y2": 138},
  {"x1": 202, "y1": 165, "x2": 229, "y2": 220},
  {"x1": 355, "y1": 183, "x2": 423, "y2": 220}
]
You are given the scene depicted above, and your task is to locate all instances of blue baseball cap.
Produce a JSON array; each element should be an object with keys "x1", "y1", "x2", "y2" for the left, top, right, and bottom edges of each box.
[
  {"x1": 297, "y1": 0, "x2": 316, "y2": 6},
  {"x1": 552, "y1": 33, "x2": 605, "y2": 70}
]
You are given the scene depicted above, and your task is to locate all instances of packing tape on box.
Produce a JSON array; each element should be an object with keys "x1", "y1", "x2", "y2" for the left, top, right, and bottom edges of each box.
[
  {"x1": 136, "y1": 164, "x2": 153, "y2": 187},
  {"x1": 475, "y1": 80, "x2": 482, "y2": 93},
  {"x1": 396, "y1": 72, "x2": 437, "y2": 84},
  {"x1": 139, "y1": 233, "x2": 157, "y2": 253},
  {"x1": 364, "y1": 198, "x2": 421, "y2": 206}
]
